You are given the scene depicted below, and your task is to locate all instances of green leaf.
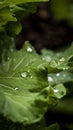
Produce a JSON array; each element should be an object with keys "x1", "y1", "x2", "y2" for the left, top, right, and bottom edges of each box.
[
  {"x1": 0, "y1": 7, "x2": 17, "y2": 31},
  {"x1": 0, "y1": 42, "x2": 58, "y2": 125},
  {"x1": 0, "y1": 0, "x2": 48, "y2": 33}
]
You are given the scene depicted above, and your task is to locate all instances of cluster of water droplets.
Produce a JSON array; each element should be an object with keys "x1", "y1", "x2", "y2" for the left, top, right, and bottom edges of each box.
[
  {"x1": 27, "y1": 47, "x2": 33, "y2": 53},
  {"x1": 21, "y1": 70, "x2": 33, "y2": 79}
]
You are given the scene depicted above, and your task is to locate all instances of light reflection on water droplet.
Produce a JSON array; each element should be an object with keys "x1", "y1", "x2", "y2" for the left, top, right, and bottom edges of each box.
[
  {"x1": 56, "y1": 73, "x2": 60, "y2": 77},
  {"x1": 27, "y1": 47, "x2": 32, "y2": 52},
  {"x1": 21, "y1": 71, "x2": 33, "y2": 79},
  {"x1": 59, "y1": 57, "x2": 65, "y2": 62},
  {"x1": 27, "y1": 69, "x2": 30, "y2": 72},
  {"x1": 21, "y1": 72, "x2": 27, "y2": 78},
  {"x1": 48, "y1": 76, "x2": 53, "y2": 82},
  {"x1": 54, "y1": 88, "x2": 59, "y2": 93},
  {"x1": 15, "y1": 87, "x2": 19, "y2": 91}
]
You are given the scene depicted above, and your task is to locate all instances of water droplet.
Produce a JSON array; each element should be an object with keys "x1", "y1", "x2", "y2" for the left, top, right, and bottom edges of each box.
[
  {"x1": 54, "y1": 88, "x2": 59, "y2": 93},
  {"x1": 15, "y1": 87, "x2": 19, "y2": 91},
  {"x1": 56, "y1": 73, "x2": 60, "y2": 77},
  {"x1": 21, "y1": 72, "x2": 27, "y2": 78},
  {"x1": 48, "y1": 76, "x2": 54, "y2": 82},
  {"x1": 59, "y1": 57, "x2": 65, "y2": 62},
  {"x1": 27, "y1": 47, "x2": 32, "y2": 52}
]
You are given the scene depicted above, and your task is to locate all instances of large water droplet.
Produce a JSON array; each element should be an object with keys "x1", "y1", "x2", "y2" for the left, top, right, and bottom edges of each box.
[
  {"x1": 21, "y1": 72, "x2": 27, "y2": 78},
  {"x1": 27, "y1": 47, "x2": 32, "y2": 52}
]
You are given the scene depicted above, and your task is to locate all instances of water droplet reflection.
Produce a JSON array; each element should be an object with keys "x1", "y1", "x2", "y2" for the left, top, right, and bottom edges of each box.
[
  {"x1": 21, "y1": 72, "x2": 27, "y2": 78},
  {"x1": 56, "y1": 73, "x2": 60, "y2": 77},
  {"x1": 54, "y1": 88, "x2": 59, "y2": 93},
  {"x1": 15, "y1": 87, "x2": 19, "y2": 91},
  {"x1": 48, "y1": 76, "x2": 54, "y2": 82},
  {"x1": 27, "y1": 47, "x2": 32, "y2": 52}
]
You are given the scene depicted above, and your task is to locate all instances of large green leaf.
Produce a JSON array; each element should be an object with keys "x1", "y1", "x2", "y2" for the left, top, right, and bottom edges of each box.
[
  {"x1": 0, "y1": 42, "x2": 59, "y2": 125},
  {"x1": 0, "y1": 42, "x2": 73, "y2": 127}
]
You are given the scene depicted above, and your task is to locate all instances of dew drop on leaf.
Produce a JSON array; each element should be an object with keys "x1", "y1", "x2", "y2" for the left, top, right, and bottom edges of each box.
[
  {"x1": 27, "y1": 47, "x2": 32, "y2": 52},
  {"x1": 48, "y1": 76, "x2": 54, "y2": 82},
  {"x1": 56, "y1": 73, "x2": 60, "y2": 77},
  {"x1": 59, "y1": 57, "x2": 65, "y2": 62},
  {"x1": 21, "y1": 72, "x2": 27, "y2": 78},
  {"x1": 15, "y1": 87, "x2": 19, "y2": 91},
  {"x1": 54, "y1": 88, "x2": 59, "y2": 93}
]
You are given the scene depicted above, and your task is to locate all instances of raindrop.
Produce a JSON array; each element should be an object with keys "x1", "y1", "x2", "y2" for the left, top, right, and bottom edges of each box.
[
  {"x1": 56, "y1": 73, "x2": 60, "y2": 77},
  {"x1": 54, "y1": 88, "x2": 59, "y2": 93},
  {"x1": 21, "y1": 72, "x2": 27, "y2": 78},
  {"x1": 27, "y1": 47, "x2": 32, "y2": 52},
  {"x1": 59, "y1": 57, "x2": 65, "y2": 62},
  {"x1": 48, "y1": 76, "x2": 54, "y2": 82},
  {"x1": 15, "y1": 87, "x2": 19, "y2": 91}
]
